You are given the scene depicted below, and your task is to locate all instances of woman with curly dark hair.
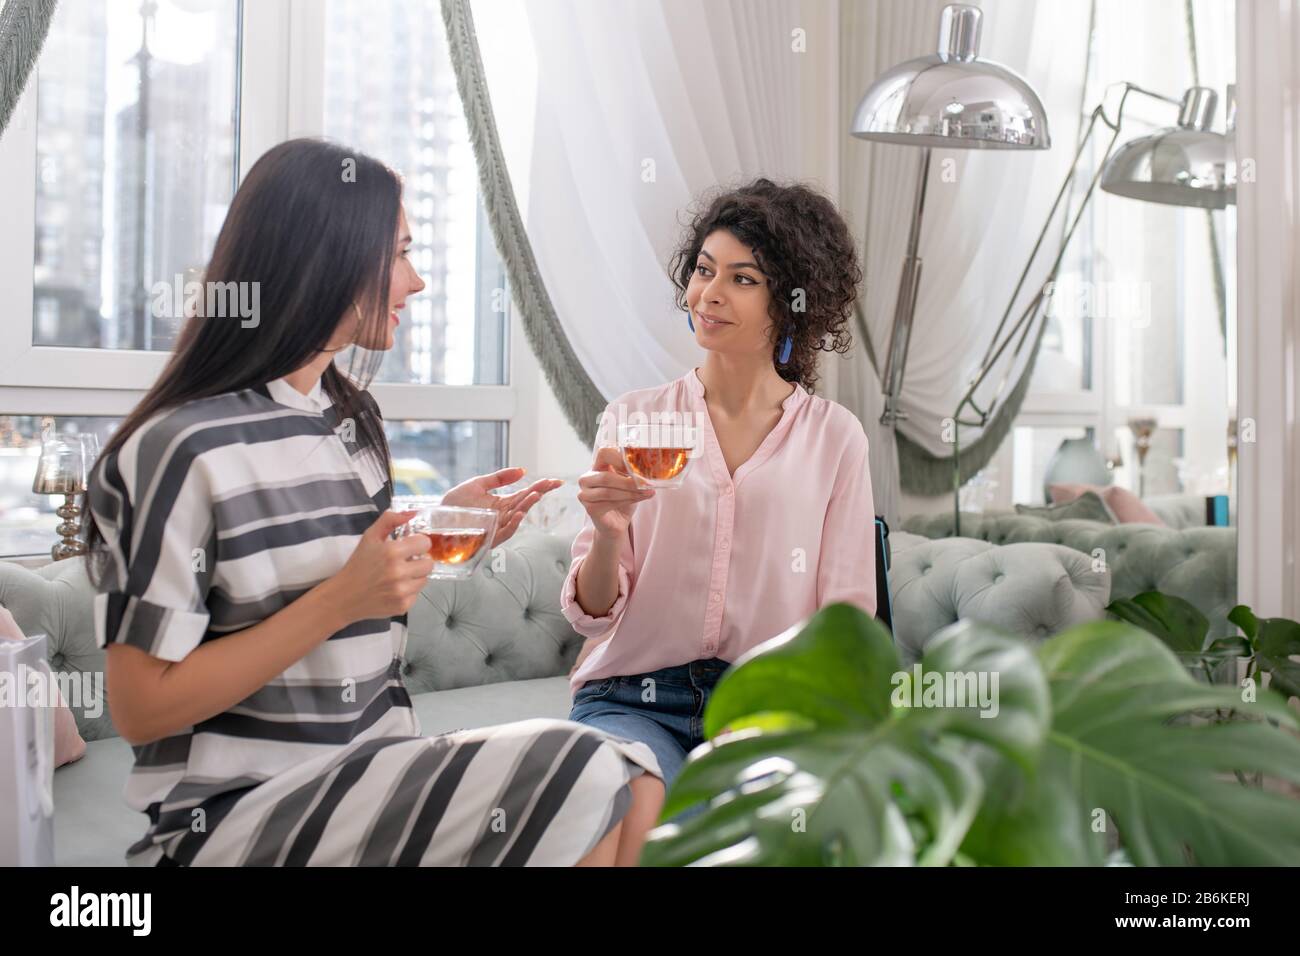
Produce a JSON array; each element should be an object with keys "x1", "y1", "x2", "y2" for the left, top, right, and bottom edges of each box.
[{"x1": 561, "y1": 178, "x2": 877, "y2": 787}]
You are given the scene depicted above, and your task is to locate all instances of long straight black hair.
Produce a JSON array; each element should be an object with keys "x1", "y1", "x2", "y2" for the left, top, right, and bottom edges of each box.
[{"x1": 83, "y1": 137, "x2": 402, "y2": 577}]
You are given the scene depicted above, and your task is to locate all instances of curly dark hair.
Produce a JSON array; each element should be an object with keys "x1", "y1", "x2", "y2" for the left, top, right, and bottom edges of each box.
[{"x1": 668, "y1": 178, "x2": 860, "y2": 392}]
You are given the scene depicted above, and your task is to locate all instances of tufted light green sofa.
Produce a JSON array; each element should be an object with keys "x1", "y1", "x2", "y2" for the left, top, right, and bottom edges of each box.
[
  {"x1": 901, "y1": 511, "x2": 1236, "y2": 638},
  {"x1": 1, "y1": 528, "x2": 1111, "y2": 865}
]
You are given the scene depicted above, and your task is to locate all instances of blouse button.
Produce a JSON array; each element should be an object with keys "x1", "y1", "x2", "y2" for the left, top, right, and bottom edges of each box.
[{"x1": 710, "y1": 592, "x2": 721, "y2": 604}]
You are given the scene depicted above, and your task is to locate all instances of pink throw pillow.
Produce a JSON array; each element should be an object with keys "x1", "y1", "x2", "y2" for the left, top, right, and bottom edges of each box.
[
  {"x1": 1049, "y1": 482, "x2": 1164, "y2": 526},
  {"x1": 0, "y1": 605, "x2": 87, "y2": 767}
]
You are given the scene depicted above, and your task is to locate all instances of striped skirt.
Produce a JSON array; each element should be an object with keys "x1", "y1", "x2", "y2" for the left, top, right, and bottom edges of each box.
[{"x1": 129, "y1": 719, "x2": 662, "y2": 866}]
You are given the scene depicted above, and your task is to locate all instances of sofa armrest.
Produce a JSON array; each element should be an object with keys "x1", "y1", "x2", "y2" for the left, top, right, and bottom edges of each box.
[{"x1": 0, "y1": 557, "x2": 113, "y2": 741}]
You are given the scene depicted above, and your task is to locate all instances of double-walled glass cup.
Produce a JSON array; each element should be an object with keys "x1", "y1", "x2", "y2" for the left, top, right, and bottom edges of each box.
[
  {"x1": 617, "y1": 422, "x2": 699, "y2": 489},
  {"x1": 394, "y1": 504, "x2": 498, "y2": 580}
]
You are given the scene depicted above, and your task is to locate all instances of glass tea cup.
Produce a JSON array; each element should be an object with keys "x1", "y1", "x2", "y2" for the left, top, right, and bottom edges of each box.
[
  {"x1": 390, "y1": 495, "x2": 441, "y2": 515},
  {"x1": 617, "y1": 422, "x2": 699, "y2": 489},
  {"x1": 394, "y1": 504, "x2": 498, "y2": 580}
]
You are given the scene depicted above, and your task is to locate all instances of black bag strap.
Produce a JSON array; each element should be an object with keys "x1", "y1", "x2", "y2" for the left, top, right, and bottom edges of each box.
[{"x1": 874, "y1": 516, "x2": 893, "y2": 634}]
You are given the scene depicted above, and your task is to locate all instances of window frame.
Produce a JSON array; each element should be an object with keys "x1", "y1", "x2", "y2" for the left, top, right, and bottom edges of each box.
[{"x1": 0, "y1": 0, "x2": 537, "y2": 469}]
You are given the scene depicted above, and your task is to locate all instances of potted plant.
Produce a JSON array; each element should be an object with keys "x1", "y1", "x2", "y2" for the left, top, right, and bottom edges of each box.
[
  {"x1": 1107, "y1": 591, "x2": 1300, "y2": 701},
  {"x1": 641, "y1": 604, "x2": 1300, "y2": 866}
]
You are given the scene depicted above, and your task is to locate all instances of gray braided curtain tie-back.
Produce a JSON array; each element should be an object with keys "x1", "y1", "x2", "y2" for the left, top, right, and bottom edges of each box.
[
  {"x1": 895, "y1": 329, "x2": 1047, "y2": 496},
  {"x1": 440, "y1": 0, "x2": 607, "y2": 444},
  {"x1": 0, "y1": 0, "x2": 59, "y2": 137}
]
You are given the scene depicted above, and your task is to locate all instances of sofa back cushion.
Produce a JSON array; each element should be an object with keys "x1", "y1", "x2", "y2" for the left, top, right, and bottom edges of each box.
[
  {"x1": 887, "y1": 532, "x2": 1110, "y2": 663},
  {"x1": 403, "y1": 532, "x2": 584, "y2": 694},
  {"x1": 0, "y1": 531, "x2": 585, "y2": 740},
  {"x1": 900, "y1": 512, "x2": 1237, "y2": 638}
]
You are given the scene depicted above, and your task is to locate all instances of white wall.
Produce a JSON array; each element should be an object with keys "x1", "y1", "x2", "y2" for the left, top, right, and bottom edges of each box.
[
  {"x1": 532, "y1": 374, "x2": 592, "y2": 477},
  {"x1": 1235, "y1": 0, "x2": 1300, "y2": 618}
]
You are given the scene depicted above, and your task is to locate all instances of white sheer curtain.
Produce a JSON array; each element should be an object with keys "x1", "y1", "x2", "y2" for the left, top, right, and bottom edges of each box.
[
  {"x1": 836, "y1": 0, "x2": 1092, "y2": 521},
  {"x1": 477, "y1": 0, "x2": 1089, "y2": 526},
  {"x1": 476, "y1": 0, "x2": 840, "y2": 401}
]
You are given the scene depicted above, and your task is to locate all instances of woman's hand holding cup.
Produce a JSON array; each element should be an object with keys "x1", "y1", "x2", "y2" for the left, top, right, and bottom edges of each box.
[{"x1": 577, "y1": 446, "x2": 654, "y2": 540}]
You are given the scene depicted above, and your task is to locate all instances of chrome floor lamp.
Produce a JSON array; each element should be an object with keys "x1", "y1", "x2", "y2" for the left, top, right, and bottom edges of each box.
[{"x1": 849, "y1": 3, "x2": 1051, "y2": 428}]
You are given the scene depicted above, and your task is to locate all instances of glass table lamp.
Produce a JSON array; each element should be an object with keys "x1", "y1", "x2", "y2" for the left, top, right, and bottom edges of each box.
[{"x1": 32, "y1": 429, "x2": 91, "y2": 561}]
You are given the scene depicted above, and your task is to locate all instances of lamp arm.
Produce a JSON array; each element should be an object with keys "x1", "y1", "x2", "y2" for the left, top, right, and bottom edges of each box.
[
  {"x1": 881, "y1": 149, "x2": 933, "y2": 425},
  {"x1": 961, "y1": 81, "x2": 1181, "y2": 425},
  {"x1": 970, "y1": 83, "x2": 1175, "y2": 374},
  {"x1": 944, "y1": 82, "x2": 1185, "y2": 535},
  {"x1": 1100, "y1": 81, "x2": 1182, "y2": 128},
  {"x1": 948, "y1": 100, "x2": 1126, "y2": 534},
  {"x1": 972, "y1": 108, "x2": 1106, "y2": 374},
  {"x1": 961, "y1": 106, "x2": 1112, "y2": 418}
]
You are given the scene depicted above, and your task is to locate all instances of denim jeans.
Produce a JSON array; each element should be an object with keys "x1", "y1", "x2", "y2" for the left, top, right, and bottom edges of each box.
[{"x1": 569, "y1": 657, "x2": 729, "y2": 789}]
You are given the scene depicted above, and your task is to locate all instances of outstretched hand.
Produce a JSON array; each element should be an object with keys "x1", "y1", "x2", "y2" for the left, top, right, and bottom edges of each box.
[{"x1": 441, "y1": 467, "x2": 564, "y2": 547}]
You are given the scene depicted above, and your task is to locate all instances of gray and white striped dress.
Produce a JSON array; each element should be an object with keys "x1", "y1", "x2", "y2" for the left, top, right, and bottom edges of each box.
[{"x1": 86, "y1": 375, "x2": 660, "y2": 866}]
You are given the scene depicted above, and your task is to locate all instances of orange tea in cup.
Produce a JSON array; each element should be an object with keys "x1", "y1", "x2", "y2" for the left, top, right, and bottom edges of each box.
[
  {"x1": 425, "y1": 528, "x2": 490, "y2": 564},
  {"x1": 617, "y1": 423, "x2": 698, "y2": 489},
  {"x1": 623, "y1": 446, "x2": 691, "y2": 482},
  {"x1": 394, "y1": 504, "x2": 497, "y2": 579}
]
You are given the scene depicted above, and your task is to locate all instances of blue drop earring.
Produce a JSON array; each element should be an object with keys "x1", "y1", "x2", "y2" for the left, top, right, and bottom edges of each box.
[
  {"x1": 687, "y1": 311, "x2": 695, "y2": 333},
  {"x1": 778, "y1": 334, "x2": 793, "y2": 365}
]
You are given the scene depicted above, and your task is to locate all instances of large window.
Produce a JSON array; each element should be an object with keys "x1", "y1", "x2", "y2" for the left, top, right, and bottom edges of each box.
[
  {"x1": 0, "y1": 0, "x2": 526, "y2": 558},
  {"x1": 33, "y1": 0, "x2": 239, "y2": 353},
  {"x1": 322, "y1": 0, "x2": 508, "y2": 387}
]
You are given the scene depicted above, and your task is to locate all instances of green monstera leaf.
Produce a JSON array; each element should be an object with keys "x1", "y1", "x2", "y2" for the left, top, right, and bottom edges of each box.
[
  {"x1": 640, "y1": 606, "x2": 1050, "y2": 867},
  {"x1": 1109, "y1": 592, "x2": 1246, "y2": 685},
  {"x1": 959, "y1": 743, "x2": 1110, "y2": 867},
  {"x1": 1033, "y1": 621, "x2": 1300, "y2": 866},
  {"x1": 1106, "y1": 591, "x2": 1208, "y2": 654},
  {"x1": 641, "y1": 608, "x2": 1300, "y2": 867},
  {"x1": 1229, "y1": 604, "x2": 1300, "y2": 698},
  {"x1": 1254, "y1": 619, "x2": 1300, "y2": 700}
]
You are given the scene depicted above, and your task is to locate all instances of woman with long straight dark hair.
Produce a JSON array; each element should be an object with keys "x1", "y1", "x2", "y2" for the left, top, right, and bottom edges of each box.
[{"x1": 84, "y1": 138, "x2": 663, "y2": 867}]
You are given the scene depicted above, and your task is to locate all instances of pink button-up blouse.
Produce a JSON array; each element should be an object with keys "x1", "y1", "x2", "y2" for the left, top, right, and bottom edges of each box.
[{"x1": 560, "y1": 368, "x2": 877, "y2": 694}]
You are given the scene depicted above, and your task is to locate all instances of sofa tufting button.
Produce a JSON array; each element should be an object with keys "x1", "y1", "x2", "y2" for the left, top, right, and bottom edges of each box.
[
  {"x1": 445, "y1": 616, "x2": 456, "y2": 628},
  {"x1": 403, "y1": 664, "x2": 413, "y2": 675},
  {"x1": 1035, "y1": 625, "x2": 1049, "y2": 637},
  {"x1": 920, "y1": 564, "x2": 931, "y2": 575},
  {"x1": 993, "y1": 573, "x2": 1005, "y2": 583},
  {"x1": 522, "y1": 608, "x2": 532, "y2": 620},
  {"x1": 556, "y1": 560, "x2": 566, "y2": 573},
  {"x1": 484, "y1": 654, "x2": 493, "y2": 666}
]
